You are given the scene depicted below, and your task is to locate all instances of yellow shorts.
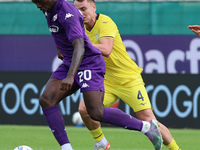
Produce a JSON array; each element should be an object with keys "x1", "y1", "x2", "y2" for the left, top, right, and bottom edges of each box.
[{"x1": 103, "y1": 75, "x2": 151, "y2": 112}]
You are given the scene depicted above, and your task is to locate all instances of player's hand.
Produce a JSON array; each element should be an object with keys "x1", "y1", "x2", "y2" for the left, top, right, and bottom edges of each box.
[
  {"x1": 60, "y1": 75, "x2": 74, "y2": 91},
  {"x1": 188, "y1": 25, "x2": 200, "y2": 36}
]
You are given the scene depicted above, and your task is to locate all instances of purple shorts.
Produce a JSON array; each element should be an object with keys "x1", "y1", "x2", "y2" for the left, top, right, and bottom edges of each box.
[{"x1": 51, "y1": 64, "x2": 105, "y2": 92}]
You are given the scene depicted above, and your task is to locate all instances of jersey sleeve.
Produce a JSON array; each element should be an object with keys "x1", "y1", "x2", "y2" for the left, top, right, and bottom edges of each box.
[
  {"x1": 98, "y1": 16, "x2": 118, "y2": 40},
  {"x1": 59, "y1": 5, "x2": 84, "y2": 42}
]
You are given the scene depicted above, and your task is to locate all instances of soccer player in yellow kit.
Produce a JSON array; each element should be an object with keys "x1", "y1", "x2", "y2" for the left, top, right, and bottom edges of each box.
[{"x1": 74, "y1": 0, "x2": 181, "y2": 150}]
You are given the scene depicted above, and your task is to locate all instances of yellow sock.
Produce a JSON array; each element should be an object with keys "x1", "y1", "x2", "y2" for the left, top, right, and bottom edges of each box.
[
  {"x1": 90, "y1": 126, "x2": 104, "y2": 142},
  {"x1": 166, "y1": 139, "x2": 181, "y2": 150}
]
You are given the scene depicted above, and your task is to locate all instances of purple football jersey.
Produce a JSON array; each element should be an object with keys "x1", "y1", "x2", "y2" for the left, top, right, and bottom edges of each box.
[{"x1": 45, "y1": 0, "x2": 105, "y2": 71}]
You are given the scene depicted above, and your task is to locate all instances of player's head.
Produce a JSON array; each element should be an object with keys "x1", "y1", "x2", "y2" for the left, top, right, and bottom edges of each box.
[
  {"x1": 74, "y1": 0, "x2": 96, "y2": 25},
  {"x1": 32, "y1": 0, "x2": 57, "y2": 12}
]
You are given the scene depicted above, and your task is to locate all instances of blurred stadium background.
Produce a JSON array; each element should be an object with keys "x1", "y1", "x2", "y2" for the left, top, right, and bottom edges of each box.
[{"x1": 1, "y1": 0, "x2": 200, "y2": 129}]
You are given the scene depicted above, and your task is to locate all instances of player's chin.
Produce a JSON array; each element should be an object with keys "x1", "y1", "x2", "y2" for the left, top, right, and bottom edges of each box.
[
  {"x1": 83, "y1": 19, "x2": 87, "y2": 23},
  {"x1": 83, "y1": 18, "x2": 88, "y2": 23}
]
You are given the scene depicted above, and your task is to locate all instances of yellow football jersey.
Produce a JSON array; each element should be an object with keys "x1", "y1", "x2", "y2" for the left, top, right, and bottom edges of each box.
[{"x1": 85, "y1": 14, "x2": 143, "y2": 85}]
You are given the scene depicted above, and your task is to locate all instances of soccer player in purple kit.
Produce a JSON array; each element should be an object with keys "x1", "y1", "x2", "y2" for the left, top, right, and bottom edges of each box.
[{"x1": 31, "y1": 0, "x2": 163, "y2": 150}]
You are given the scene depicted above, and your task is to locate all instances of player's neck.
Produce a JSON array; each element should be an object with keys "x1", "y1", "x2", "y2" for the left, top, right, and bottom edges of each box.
[{"x1": 86, "y1": 14, "x2": 97, "y2": 31}]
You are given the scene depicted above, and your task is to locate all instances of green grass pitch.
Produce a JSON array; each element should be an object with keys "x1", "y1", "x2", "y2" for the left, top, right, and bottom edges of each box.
[{"x1": 0, "y1": 125, "x2": 198, "y2": 150}]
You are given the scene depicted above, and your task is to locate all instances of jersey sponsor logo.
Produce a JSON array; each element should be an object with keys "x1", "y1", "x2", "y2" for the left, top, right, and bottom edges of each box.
[
  {"x1": 65, "y1": 13, "x2": 74, "y2": 20},
  {"x1": 81, "y1": 83, "x2": 89, "y2": 88},
  {"x1": 49, "y1": 25, "x2": 59, "y2": 33}
]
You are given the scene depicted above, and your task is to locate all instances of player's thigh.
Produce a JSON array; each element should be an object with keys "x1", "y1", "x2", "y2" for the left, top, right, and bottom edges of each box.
[
  {"x1": 119, "y1": 82, "x2": 151, "y2": 112},
  {"x1": 83, "y1": 90, "x2": 104, "y2": 121},
  {"x1": 78, "y1": 81, "x2": 117, "y2": 113},
  {"x1": 40, "y1": 78, "x2": 75, "y2": 108},
  {"x1": 103, "y1": 84, "x2": 119, "y2": 107}
]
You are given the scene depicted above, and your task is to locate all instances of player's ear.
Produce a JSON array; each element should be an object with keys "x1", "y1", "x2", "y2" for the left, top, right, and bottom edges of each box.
[{"x1": 93, "y1": 3, "x2": 96, "y2": 11}]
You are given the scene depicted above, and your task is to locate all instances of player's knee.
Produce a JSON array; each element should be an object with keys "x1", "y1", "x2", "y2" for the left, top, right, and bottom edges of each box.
[
  {"x1": 87, "y1": 109, "x2": 104, "y2": 122},
  {"x1": 39, "y1": 95, "x2": 47, "y2": 108},
  {"x1": 136, "y1": 109, "x2": 156, "y2": 121},
  {"x1": 39, "y1": 95, "x2": 55, "y2": 108},
  {"x1": 88, "y1": 113, "x2": 101, "y2": 121}
]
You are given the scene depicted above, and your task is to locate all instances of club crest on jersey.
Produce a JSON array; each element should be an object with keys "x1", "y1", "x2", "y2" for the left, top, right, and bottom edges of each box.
[
  {"x1": 49, "y1": 25, "x2": 59, "y2": 33},
  {"x1": 95, "y1": 33, "x2": 99, "y2": 40},
  {"x1": 53, "y1": 14, "x2": 57, "y2": 21},
  {"x1": 65, "y1": 13, "x2": 74, "y2": 20}
]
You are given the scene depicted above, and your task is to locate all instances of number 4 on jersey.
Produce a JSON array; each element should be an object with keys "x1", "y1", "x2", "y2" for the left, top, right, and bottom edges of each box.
[{"x1": 137, "y1": 90, "x2": 144, "y2": 101}]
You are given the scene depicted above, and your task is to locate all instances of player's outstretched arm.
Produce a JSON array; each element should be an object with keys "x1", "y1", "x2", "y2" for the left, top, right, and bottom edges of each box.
[{"x1": 188, "y1": 25, "x2": 200, "y2": 36}]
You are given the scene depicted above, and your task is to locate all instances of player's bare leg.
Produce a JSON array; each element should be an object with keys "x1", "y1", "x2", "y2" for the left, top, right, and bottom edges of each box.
[
  {"x1": 79, "y1": 99, "x2": 110, "y2": 149},
  {"x1": 136, "y1": 109, "x2": 181, "y2": 150},
  {"x1": 79, "y1": 99, "x2": 100, "y2": 130},
  {"x1": 40, "y1": 78, "x2": 75, "y2": 150}
]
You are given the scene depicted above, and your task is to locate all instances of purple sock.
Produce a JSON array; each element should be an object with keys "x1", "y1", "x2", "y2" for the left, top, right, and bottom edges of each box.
[
  {"x1": 103, "y1": 107, "x2": 143, "y2": 131},
  {"x1": 43, "y1": 105, "x2": 70, "y2": 146}
]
